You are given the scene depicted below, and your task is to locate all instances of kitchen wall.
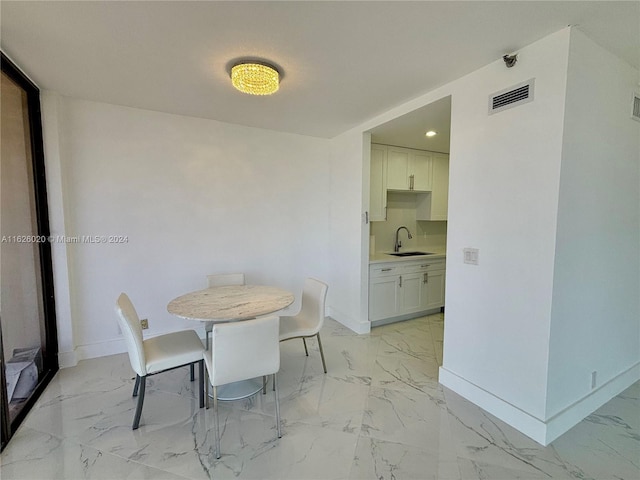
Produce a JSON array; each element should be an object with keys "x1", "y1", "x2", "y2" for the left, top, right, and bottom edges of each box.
[
  {"x1": 42, "y1": 95, "x2": 332, "y2": 365},
  {"x1": 370, "y1": 191, "x2": 447, "y2": 253},
  {"x1": 332, "y1": 26, "x2": 639, "y2": 444}
]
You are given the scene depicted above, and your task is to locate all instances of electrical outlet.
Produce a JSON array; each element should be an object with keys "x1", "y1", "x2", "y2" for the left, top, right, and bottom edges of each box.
[{"x1": 140, "y1": 318, "x2": 149, "y2": 330}]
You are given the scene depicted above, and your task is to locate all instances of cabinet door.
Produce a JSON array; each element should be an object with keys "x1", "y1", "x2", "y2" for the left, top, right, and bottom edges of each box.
[
  {"x1": 410, "y1": 151, "x2": 433, "y2": 191},
  {"x1": 399, "y1": 273, "x2": 423, "y2": 314},
  {"x1": 386, "y1": 147, "x2": 410, "y2": 190},
  {"x1": 423, "y1": 269, "x2": 446, "y2": 310},
  {"x1": 369, "y1": 276, "x2": 400, "y2": 321},
  {"x1": 369, "y1": 145, "x2": 387, "y2": 221},
  {"x1": 430, "y1": 153, "x2": 449, "y2": 220}
]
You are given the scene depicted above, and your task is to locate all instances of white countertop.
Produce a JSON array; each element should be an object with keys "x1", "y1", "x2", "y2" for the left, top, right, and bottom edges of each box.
[{"x1": 369, "y1": 247, "x2": 446, "y2": 264}]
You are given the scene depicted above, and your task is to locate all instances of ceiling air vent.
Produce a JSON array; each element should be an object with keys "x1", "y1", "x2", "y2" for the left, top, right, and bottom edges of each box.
[
  {"x1": 489, "y1": 78, "x2": 535, "y2": 115},
  {"x1": 631, "y1": 92, "x2": 640, "y2": 122}
]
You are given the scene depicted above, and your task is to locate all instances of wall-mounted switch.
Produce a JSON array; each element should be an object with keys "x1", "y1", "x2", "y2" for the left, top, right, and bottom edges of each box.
[
  {"x1": 463, "y1": 248, "x2": 479, "y2": 265},
  {"x1": 591, "y1": 371, "x2": 597, "y2": 389}
]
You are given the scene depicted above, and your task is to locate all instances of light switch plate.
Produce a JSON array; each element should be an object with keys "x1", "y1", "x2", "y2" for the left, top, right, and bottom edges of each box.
[{"x1": 463, "y1": 248, "x2": 479, "y2": 265}]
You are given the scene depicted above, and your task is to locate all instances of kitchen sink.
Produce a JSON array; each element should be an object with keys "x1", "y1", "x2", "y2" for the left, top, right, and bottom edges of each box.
[{"x1": 388, "y1": 251, "x2": 433, "y2": 257}]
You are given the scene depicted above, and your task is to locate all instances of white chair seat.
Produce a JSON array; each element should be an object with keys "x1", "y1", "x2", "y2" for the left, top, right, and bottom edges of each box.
[
  {"x1": 279, "y1": 315, "x2": 318, "y2": 340},
  {"x1": 145, "y1": 330, "x2": 205, "y2": 374}
]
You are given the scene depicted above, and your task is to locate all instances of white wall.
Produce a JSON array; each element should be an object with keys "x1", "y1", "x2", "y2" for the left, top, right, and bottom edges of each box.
[
  {"x1": 441, "y1": 28, "x2": 570, "y2": 424},
  {"x1": 43, "y1": 96, "x2": 331, "y2": 363},
  {"x1": 327, "y1": 131, "x2": 370, "y2": 334},
  {"x1": 546, "y1": 30, "x2": 640, "y2": 431}
]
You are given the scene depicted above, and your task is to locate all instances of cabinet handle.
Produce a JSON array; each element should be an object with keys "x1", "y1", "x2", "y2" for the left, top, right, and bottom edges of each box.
[
  {"x1": 381, "y1": 268, "x2": 392, "y2": 272},
  {"x1": 409, "y1": 174, "x2": 414, "y2": 190},
  {"x1": 421, "y1": 264, "x2": 430, "y2": 268},
  {"x1": 423, "y1": 273, "x2": 428, "y2": 284},
  {"x1": 365, "y1": 211, "x2": 369, "y2": 224},
  {"x1": 399, "y1": 275, "x2": 403, "y2": 287}
]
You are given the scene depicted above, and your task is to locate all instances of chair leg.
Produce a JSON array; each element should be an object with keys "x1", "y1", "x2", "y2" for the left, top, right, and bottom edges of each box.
[
  {"x1": 302, "y1": 337, "x2": 309, "y2": 356},
  {"x1": 190, "y1": 363, "x2": 195, "y2": 381},
  {"x1": 133, "y1": 374, "x2": 141, "y2": 396},
  {"x1": 198, "y1": 360, "x2": 204, "y2": 408},
  {"x1": 132, "y1": 375, "x2": 146, "y2": 430},
  {"x1": 204, "y1": 363, "x2": 210, "y2": 409},
  {"x1": 274, "y1": 373, "x2": 282, "y2": 438},
  {"x1": 213, "y1": 386, "x2": 221, "y2": 459},
  {"x1": 317, "y1": 333, "x2": 327, "y2": 374}
]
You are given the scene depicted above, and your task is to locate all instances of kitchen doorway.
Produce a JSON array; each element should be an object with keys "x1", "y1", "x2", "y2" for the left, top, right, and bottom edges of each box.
[{"x1": 364, "y1": 95, "x2": 452, "y2": 372}]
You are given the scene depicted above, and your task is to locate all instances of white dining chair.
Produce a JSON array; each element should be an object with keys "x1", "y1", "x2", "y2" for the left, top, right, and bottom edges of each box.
[
  {"x1": 204, "y1": 315, "x2": 282, "y2": 459},
  {"x1": 205, "y1": 273, "x2": 245, "y2": 350},
  {"x1": 115, "y1": 293, "x2": 205, "y2": 430},
  {"x1": 279, "y1": 278, "x2": 329, "y2": 373}
]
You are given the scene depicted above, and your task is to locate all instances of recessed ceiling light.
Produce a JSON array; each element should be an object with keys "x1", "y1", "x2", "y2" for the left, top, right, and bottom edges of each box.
[
  {"x1": 231, "y1": 62, "x2": 279, "y2": 96},
  {"x1": 425, "y1": 130, "x2": 437, "y2": 137}
]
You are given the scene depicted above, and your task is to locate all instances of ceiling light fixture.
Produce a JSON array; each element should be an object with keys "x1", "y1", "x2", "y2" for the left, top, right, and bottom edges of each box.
[
  {"x1": 425, "y1": 130, "x2": 437, "y2": 137},
  {"x1": 230, "y1": 62, "x2": 279, "y2": 95}
]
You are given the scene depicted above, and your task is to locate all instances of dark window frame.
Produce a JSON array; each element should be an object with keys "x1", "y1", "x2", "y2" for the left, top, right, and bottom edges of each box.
[{"x1": 1, "y1": 51, "x2": 59, "y2": 451}]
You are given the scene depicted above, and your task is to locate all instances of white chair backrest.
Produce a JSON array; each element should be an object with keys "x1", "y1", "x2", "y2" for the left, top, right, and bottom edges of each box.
[
  {"x1": 299, "y1": 278, "x2": 328, "y2": 330},
  {"x1": 209, "y1": 315, "x2": 280, "y2": 387},
  {"x1": 115, "y1": 293, "x2": 147, "y2": 376},
  {"x1": 207, "y1": 273, "x2": 245, "y2": 287}
]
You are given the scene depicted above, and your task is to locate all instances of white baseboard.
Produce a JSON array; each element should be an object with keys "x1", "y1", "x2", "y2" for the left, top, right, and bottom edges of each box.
[
  {"x1": 76, "y1": 337, "x2": 128, "y2": 362},
  {"x1": 327, "y1": 307, "x2": 370, "y2": 334},
  {"x1": 439, "y1": 367, "x2": 548, "y2": 444},
  {"x1": 544, "y1": 362, "x2": 640, "y2": 444},
  {"x1": 371, "y1": 307, "x2": 442, "y2": 327},
  {"x1": 439, "y1": 362, "x2": 640, "y2": 446},
  {"x1": 58, "y1": 349, "x2": 79, "y2": 368}
]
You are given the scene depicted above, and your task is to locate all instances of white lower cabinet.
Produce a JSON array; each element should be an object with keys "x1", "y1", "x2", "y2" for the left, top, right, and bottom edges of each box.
[
  {"x1": 423, "y1": 268, "x2": 446, "y2": 310},
  {"x1": 399, "y1": 272, "x2": 424, "y2": 314},
  {"x1": 369, "y1": 258, "x2": 445, "y2": 323},
  {"x1": 369, "y1": 275, "x2": 400, "y2": 321}
]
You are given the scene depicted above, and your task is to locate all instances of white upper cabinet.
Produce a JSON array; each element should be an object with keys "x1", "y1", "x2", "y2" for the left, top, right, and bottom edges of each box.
[
  {"x1": 369, "y1": 144, "x2": 388, "y2": 222},
  {"x1": 416, "y1": 152, "x2": 449, "y2": 221},
  {"x1": 411, "y1": 150, "x2": 433, "y2": 191},
  {"x1": 386, "y1": 146, "x2": 432, "y2": 192},
  {"x1": 369, "y1": 143, "x2": 448, "y2": 222}
]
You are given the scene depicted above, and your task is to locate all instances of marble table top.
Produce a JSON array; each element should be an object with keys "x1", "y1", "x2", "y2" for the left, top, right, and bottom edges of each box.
[{"x1": 167, "y1": 284, "x2": 294, "y2": 322}]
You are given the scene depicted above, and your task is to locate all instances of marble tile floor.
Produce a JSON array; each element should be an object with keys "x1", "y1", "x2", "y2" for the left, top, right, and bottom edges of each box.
[{"x1": 1, "y1": 314, "x2": 638, "y2": 479}]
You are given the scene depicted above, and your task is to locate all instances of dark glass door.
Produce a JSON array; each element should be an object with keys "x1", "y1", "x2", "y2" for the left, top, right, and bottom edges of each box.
[{"x1": 1, "y1": 52, "x2": 58, "y2": 451}]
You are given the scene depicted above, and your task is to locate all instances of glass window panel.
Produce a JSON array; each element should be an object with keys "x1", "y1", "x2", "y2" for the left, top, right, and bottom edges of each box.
[{"x1": 1, "y1": 70, "x2": 46, "y2": 422}]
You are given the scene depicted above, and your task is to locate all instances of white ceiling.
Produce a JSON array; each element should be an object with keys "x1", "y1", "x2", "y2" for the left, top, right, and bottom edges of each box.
[
  {"x1": 2, "y1": 1, "x2": 638, "y2": 139},
  {"x1": 371, "y1": 96, "x2": 452, "y2": 153}
]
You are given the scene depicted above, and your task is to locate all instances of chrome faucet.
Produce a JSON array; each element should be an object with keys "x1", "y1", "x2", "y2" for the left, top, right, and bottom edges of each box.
[{"x1": 394, "y1": 226, "x2": 413, "y2": 252}]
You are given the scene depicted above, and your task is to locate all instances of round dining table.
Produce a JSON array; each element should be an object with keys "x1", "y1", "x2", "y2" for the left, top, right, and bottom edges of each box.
[{"x1": 167, "y1": 284, "x2": 294, "y2": 400}]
